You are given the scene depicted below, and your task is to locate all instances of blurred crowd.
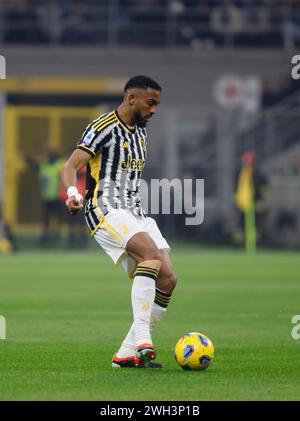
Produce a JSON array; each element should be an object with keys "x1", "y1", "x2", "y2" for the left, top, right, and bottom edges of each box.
[
  {"x1": 276, "y1": 155, "x2": 300, "y2": 177},
  {"x1": 262, "y1": 74, "x2": 300, "y2": 108},
  {"x1": 1, "y1": 0, "x2": 300, "y2": 48}
]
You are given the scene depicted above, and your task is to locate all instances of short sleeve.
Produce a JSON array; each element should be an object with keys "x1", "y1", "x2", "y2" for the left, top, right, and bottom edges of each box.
[{"x1": 76, "y1": 121, "x2": 115, "y2": 157}]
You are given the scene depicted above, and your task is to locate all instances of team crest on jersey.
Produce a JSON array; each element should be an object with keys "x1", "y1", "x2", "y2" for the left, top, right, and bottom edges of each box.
[
  {"x1": 82, "y1": 129, "x2": 95, "y2": 145},
  {"x1": 122, "y1": 141, "x2": 129, "y2": 148},
  {"x1": 140, "y1": 139, "x2": 146, "y2": 151}
]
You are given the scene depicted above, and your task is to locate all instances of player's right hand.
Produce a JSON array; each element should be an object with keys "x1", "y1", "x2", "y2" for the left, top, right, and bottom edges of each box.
[{"x1": 65, "y1": 195, "x2": 83, "y2": 215}]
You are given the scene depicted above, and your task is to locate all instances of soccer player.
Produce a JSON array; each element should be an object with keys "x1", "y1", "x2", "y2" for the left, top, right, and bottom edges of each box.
[{"x1": 62, "y1": 75, "x2": 177, "y2": 368}]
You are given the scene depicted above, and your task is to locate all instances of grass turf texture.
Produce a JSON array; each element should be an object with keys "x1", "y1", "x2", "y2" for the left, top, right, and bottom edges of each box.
[{"x1": 0, "y1": 246, "x2": 300, "y2": 401}]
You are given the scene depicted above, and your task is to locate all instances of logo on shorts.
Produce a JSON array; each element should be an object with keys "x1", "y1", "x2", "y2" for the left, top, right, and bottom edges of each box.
[{"x1": 120, "y1": 224, "x2": 129, "y2": 234}]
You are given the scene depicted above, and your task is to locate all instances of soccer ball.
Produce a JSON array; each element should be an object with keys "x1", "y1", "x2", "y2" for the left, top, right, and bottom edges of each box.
[{"x1": 174, "y1": 332, "x2": 214, "y2": 371}]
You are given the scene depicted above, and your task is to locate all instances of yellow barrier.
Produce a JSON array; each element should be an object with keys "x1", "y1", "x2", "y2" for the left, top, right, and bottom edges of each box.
[{"x1": 0, "y1": 77, "x2": 125, "y2": 95}]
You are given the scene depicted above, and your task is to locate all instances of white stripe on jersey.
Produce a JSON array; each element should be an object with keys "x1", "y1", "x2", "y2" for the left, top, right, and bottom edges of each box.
[
  {"x1": 101, "y1": 130, "x2": 117, "y2": 212},
  {"x1": 114, "y1": 125, "x2": 126, "y2": 209},
  {"x1": 132, "y1": 130, "x2": 146, "y2": 215}
]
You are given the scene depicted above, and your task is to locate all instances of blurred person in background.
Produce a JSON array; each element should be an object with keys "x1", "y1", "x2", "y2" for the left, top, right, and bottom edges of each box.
[
  {"x1": 0, "y1": 211, "x2": 15, "y2": 254},
  {"x1": 38, "y1": 149, "x2": 64, "y2": 245},
  {"x1": 26, "y1": 148, "x2": 64, "y2": 246},
  {"x1": 233, "y1": 151, "x2": 268, "y2": 248}
]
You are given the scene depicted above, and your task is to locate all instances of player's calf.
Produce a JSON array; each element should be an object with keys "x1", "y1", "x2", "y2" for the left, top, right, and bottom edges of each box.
[{"x1": 156, "y1": 271, "x2": 177, "y2": 294}]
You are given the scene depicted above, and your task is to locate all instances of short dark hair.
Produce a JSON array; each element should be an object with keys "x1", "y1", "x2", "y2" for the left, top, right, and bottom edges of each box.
[{"x1": 124, "y1": 75, "x2": 161, "y2": 92}]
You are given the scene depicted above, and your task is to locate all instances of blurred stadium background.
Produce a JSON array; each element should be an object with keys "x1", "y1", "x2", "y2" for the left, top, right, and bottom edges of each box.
[
  {"x1": 1, "y1": 0, "x2": 300, "y2": 403},
  {"x1": 0, "y1": 0, "x2": 300, "y2": 250}
]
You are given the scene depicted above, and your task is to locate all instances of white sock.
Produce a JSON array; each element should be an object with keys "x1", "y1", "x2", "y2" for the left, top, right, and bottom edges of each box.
[
  {"x1": 116, "y1": 261, "x2": 161, "y2": 357},
  {"x1": 116, "y1": 289, "x2": 171, "y2": 359},
  {"x1": 116, "y1": 303, "x2": 167, "y2": 358},
  {"x1": 131, "y1": 275, "x2": 155, "y2": 347},
  {"x1": 117, "y1": 303, "x2": 167, "y2": 358},
  {"x1": 116, "y1": 325, "x2": 135, "y2": 358},
  {"x1": 150, "y1": 302, "x2": 167, "y2": 331}
]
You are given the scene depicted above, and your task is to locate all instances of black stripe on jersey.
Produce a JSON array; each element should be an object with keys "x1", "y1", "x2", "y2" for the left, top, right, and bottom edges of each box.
[
  {"x1": 120, "y1": 127, "x2": 130, "y2": 207},
  {"x1": 85, "y1": 211, "x2": 96, "y2": 232},
  {"x1": 99, "y1": 147, "x2": 109, "y2": 185},
  {"x1": 120, "y1": 125, "x2": 129, "y2": 171},
  {"x1": 84, "y1": 197, "x2": 92, "y2": 213},
  {"x1": 97, "y1": 146, "x2": 109, "y2": 211},
  {"x1": 110, "y1": 126, "x2": 121, "y2": 184},
  {"x1": 85, "y1": 163, "x2": 96, "y2": 200},
  {"x1": 90, "y1": 208, "x2": 100, "y2": 226},
  {"x1": 129, "y1": 130, "x2": 137, "y2": 182},
  {"x1": 131, "y1": 132, "x2": 140, "y2": 204},
  {"x1": 93, "y1": 132, "x2": 114, "y2": 155},
  {"x1": 135, "y1": 131, "x2": 144, "y2": 176}
]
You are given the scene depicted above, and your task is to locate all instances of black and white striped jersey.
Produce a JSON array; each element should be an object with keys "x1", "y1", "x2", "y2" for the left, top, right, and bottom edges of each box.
[{"x1": 76, "y1": 110, "x2": 147, "y2": 235}]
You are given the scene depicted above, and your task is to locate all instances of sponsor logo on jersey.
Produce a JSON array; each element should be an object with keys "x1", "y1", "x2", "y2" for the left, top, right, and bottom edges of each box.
[{"x1": 121, "y1": 156, "x2": 145, "y2": 172}]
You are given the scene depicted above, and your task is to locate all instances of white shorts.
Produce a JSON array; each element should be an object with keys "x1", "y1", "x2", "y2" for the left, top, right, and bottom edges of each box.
[{"x1": 93, "y1": 209, "x2": 170, "y2": 277}]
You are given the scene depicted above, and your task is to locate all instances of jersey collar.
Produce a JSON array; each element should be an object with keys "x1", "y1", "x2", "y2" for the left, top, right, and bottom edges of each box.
[{"x1": 115, "y1": 110, "x2": 136, "y2": 134}]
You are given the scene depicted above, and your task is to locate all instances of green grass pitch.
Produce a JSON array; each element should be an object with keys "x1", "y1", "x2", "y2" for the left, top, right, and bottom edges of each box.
[{"x1": 0, "y1": 246, "x2": 300, "y2": 401}]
